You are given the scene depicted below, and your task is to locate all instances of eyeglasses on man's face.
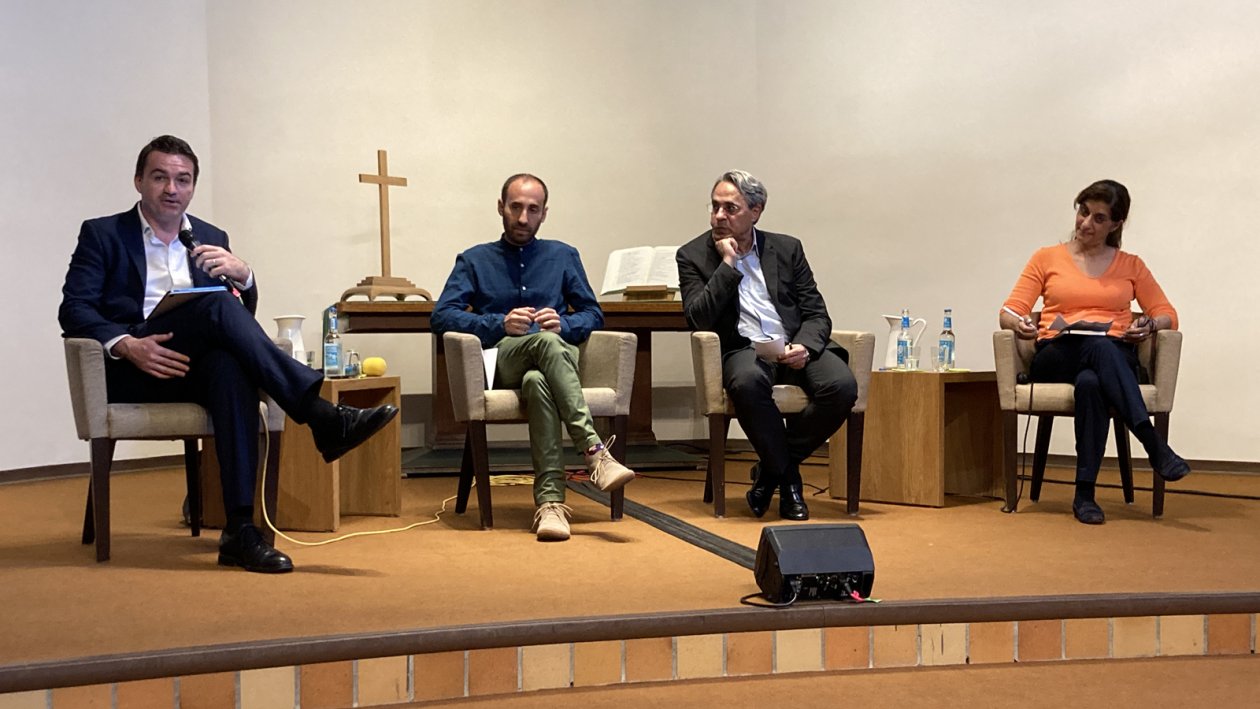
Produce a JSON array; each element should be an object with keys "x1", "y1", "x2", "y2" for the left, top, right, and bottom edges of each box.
[{"x1": 709, "y1": 201, "x2": 744, "y2": 217}]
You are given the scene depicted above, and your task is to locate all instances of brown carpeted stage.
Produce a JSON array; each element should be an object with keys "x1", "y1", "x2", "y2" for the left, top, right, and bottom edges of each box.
[{"x1": 1, "y1": 456, "x2": 1258, "y2": 706}]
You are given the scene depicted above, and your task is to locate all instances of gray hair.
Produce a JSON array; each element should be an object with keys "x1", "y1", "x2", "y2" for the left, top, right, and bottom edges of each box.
[{"x1": 712, "y1": 170, "x2": 767, "y2": 211}]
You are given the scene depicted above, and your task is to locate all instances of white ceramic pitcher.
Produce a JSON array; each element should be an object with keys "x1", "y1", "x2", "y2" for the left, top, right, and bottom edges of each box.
[
  {"x1": 881, "y1": 314, "x2": 927, "y2": 369},
  {"x1": 273, "y1": 315, "x2": 307, "y2": 364}
]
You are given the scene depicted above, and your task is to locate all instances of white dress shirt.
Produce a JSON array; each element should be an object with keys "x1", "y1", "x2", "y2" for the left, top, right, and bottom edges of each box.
[
  {"x1": 733, "y1": 230, "x2": 786, "y2": 344},
  {"x1": 104, "y1": 205, "x2": 253, "y2": 357}
]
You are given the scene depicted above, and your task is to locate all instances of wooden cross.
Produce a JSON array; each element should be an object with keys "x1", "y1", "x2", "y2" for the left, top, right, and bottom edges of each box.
[{"x1": 340, "y1": 149, "x2": 432, "y2": 302}]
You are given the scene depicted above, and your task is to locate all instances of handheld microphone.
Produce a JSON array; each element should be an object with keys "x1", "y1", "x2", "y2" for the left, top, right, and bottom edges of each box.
[{"x1": 178, "y1": 228, "x2": 242, "y2": 290}]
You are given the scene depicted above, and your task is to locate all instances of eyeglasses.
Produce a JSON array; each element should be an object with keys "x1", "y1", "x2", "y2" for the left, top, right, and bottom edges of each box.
[{"x1": 708, "y1": 202, "x2": 744, "y2": 217}]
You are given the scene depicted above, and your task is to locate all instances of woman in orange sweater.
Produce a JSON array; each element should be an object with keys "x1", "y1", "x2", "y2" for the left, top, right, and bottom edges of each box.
[{"x1": 1000, "y1": 179, "x2": 1189, "y2": 525}]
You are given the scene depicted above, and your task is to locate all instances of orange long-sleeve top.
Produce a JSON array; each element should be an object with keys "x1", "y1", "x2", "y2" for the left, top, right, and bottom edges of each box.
[{"x1": 1001, "y1": 243, "x2": 1178, "y2": 340}]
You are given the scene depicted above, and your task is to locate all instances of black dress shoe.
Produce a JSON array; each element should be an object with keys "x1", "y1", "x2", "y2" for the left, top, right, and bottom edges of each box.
[
  {"x1": 218, "y1": 525, "x2": 293, "y2": 573},
  {"x1": 746, "y1": 466, "x2": 775, "y2": 518},
  {"x1": 779, "y1": 484, "x2": 810, "y2": 521},
  {"x1": 1072, "y1": 498, "x2": 1105, "y2": 525},
  {"x1": 313, "y1": 403, "x2": 399, "y2": 463}
]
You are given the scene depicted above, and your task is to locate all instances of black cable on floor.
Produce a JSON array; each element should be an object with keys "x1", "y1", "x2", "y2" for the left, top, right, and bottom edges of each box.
[
  {"x1": 1026, "y1": 476, "x2": 1260, "y2": 502},
  {"x1": 566, "y1": 481, "x2": 757, "y2": 570}
]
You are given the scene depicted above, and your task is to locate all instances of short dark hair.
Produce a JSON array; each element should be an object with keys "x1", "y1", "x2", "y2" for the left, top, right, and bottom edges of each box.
[
  {"x1": 135, "y1": 135, "x2": 200, "y2": 183},
  {"x1": 1075, "y1": 179, "x2": 1130, "y2": 248},
  {"x1": 500, "y1": 173, "x2": 548, "y2": 206}
]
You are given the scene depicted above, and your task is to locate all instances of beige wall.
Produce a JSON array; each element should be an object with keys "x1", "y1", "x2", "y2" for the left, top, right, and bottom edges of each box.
[
  {"x1": 753, "y1": 1, "x2": 1260, "y2": 460},
  {"x1": 3, "y1": 0, "x2": 1257, "y2": 471},
  {"x1": 1, "y1": 0, "x2": 214, "y2": 467}
]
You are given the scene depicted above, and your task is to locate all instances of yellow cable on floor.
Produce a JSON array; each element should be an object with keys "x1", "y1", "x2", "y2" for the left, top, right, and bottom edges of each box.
[{"x1": 256, "y1": 408, "x2": 456, "y2": 547}]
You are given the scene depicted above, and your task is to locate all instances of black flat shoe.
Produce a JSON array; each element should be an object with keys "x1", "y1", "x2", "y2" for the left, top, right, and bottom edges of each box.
[
  {"x1": 1153, "y1": 448, "x2": 1191, "y2": 482},
  {"x1": 313, "y1": 404, "x2": 399, "y2": 463},
  {"x1": 1073, "y1": 499, "x2": 1105, "y2": 525},
  {"x1": 779, "y1": 484, "x2": 810, "y2": 521},
  {"x1": 218, "y1": 525, "x2": 293, "y2": 573}
]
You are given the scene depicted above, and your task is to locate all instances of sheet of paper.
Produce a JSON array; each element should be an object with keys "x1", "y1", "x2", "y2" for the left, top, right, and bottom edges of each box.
[
  {"x1": 646, "y1": 246, "x2": 681, "y2": 289},
  {"x1": 481, "y1": 347, "x2": 498, "y2": 390},
  {"x1": 754, "y1": 336, "x2": 785, "y2": 362}
]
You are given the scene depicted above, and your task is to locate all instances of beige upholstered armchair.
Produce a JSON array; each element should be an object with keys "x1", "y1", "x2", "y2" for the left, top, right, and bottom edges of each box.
[
  {"x1": 992, "y1": 315, "x2": 1183, "y2": 517},
  {"x1": 64, "y1": 337, "x2": 287, "y2": 562},
  {"x1": 691, "y1": 330, "x2": 876, "y2": 517},
  {"x1": 443, "y1": 331, "x2": 636, "y2": 529}
]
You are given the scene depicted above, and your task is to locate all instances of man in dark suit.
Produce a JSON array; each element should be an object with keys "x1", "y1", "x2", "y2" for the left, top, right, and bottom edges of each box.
[
  {"x1": 59, "y1": 135, "x2": 397, "y2": 573},
  {"x1": 676, "y1": 170, "x2": 857, "y2": 520}
]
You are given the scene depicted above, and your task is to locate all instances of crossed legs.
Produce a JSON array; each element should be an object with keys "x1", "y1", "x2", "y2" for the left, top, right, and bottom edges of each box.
[{"x1": 723, "y1": 346, "x2": 857, "y2": 518}]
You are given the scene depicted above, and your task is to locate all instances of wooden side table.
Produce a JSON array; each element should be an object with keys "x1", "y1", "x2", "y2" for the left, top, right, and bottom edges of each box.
[
  {"x1": 829, "y1": 370, "x2": 1005, "y2": 507},
  {"x1": 201, "y1": 375, "x2": 403, "y2": 531}
]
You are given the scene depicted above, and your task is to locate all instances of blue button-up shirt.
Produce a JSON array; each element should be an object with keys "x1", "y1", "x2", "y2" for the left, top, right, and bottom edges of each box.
[{"x1": 432, "y1": 236, "x2": 604, "y2": 348}]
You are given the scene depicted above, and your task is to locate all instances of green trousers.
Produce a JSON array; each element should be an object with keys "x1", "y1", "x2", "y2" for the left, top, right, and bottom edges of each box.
[{"x1": 495, "y1": 332, "x2": 602, "y2": 504}]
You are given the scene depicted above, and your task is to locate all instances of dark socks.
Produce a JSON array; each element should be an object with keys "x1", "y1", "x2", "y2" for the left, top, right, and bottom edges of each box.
[
  {"x1": 225, "y1": 506, "x2": 254, "y2": 534},
  {"x1": 300, "y1": 390, "x2": 339, "y2": 433},
  {"x1": 1133, "y1": 421, "x2": 1163, "y2": 459}
]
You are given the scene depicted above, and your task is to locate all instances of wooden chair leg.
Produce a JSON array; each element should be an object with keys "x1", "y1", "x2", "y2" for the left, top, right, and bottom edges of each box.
[
  {"x1": 702, "y1": 415, "x2": 716, "y2": 504},
  {"x1": 81, "y1": 482, "x2": 94, "y2": 546},
  {"x1": 183, "y1": 440, "x2": 202, "y2": 538},
  {"x1": 609, "y1": 415, "x2": 628, "y2": 521},
  {"x1": 1152, "y1": 413, "x2": 1169, "y2": 518},
  {"x1": 87, "y1": 438, "x2": 116, "y2": 562},
  {"x1": 468, "y1": 422, "x2": 494, "y2": 529},
  {"x1": 260, "y1": 430, "x2": 282, "y2": 547},
  {"x1": 1030, "y1": 416, "x2": 1054, "y2": 502},
  {"x1": 1001, "y1": 411, "x2": 1018, "y2": 513},
  {"x1": 706, "y1": 414, "x2": 728, "y2": 517},
  {"x1": 1114, "y1": 419, "x2": 1135, "y2": 504},
  {"x1": 455, "y1": 431, "x2": 474, "y2": 514},
  {"x1": 846, "y1": 411, "x2": 865, "y2": 516}
]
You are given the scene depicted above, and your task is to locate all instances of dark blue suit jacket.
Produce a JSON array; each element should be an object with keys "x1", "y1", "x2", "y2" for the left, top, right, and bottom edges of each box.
[{"x1": 59, "y1": 206, "x2": 258, "y2": 344}]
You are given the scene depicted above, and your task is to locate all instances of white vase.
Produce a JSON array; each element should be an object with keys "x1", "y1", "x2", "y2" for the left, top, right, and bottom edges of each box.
[{"x1": 273, "y1": 315, "x2": 307, "y2": 364}]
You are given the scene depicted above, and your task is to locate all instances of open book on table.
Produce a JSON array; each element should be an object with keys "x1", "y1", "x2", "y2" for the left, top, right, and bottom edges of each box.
[
  {"x1": 1048, "y1": 314, "x2": 1112, "y2": 337},
  {"x1": 599, "y1": 246, "x2": 680, "y2": 296},
  {"x1": 147, "y1": 285, "x2": 228, "y2": 320}
]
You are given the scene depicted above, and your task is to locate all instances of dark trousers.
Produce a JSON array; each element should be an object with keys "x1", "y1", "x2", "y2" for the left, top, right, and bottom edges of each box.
[
  {"x1": 105, "y1": 291, "x2": 323, "y2": 511},
  {"x1": 1030, "y1": 335, "x2": 1147, "y2": 484},
  {"x1": 722, "y1": 346, "x2": 858, "y2": 487}
]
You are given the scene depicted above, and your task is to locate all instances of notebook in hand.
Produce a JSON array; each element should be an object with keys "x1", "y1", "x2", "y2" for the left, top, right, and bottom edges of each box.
[
  {"x1": 1048, "y1": 313, "x2": 1112, "y2": 336},
  {"x1": 147, "y1": 286, "x2": 228, "y2": 320}
]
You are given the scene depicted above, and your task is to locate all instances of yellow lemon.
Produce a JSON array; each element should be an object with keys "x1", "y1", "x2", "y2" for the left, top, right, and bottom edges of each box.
[{"x1": 362, "y1": 356, "x2": 387, "y2": 376}]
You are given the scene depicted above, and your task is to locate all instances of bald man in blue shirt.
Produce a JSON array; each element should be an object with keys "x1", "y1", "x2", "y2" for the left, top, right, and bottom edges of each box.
[{"x1": 432, "y1": 174, "x2": 635, "y2": 541}]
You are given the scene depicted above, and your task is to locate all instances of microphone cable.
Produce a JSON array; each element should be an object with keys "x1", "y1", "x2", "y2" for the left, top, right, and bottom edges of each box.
[{"x1": 254, "y1": 405, "x2": 458, "y2": 547}]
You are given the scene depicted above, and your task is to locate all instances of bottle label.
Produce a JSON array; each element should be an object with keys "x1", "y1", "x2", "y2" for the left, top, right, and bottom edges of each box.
[
  {"x1": 324, "y1": 343, "x2": 341, "y2": 375},
  {"x1": 938, "y1": 338, "x2": 954, "y2": 368},
  {"x1": 896, "y1": 339, "x2": 909, "y2": 368}
]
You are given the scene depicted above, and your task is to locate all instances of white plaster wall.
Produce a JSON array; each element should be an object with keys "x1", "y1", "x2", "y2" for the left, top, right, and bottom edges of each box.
[
  {"x1": 0, "y1": 0, "x2": 213, "y2": 468},
  {"x1": 3, "y1": 0, "x2": 1257, "y2": 471}
]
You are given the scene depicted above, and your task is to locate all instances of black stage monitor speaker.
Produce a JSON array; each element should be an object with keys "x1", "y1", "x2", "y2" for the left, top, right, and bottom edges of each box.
[{"x1": 754, "y1": 524, "x2": 875, "y2": 603}]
